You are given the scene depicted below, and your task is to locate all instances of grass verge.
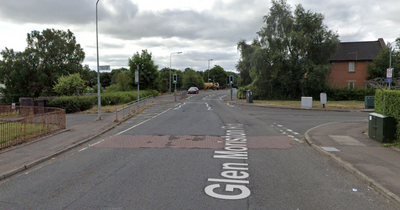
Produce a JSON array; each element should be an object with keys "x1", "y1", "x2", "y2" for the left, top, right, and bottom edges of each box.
[{"x1": 254, "y1": 100, "x2": 365, "y2": 109}]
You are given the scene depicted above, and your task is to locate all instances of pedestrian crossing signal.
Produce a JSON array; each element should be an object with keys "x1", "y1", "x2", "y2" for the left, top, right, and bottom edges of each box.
[{"x1": 173, "y1": 74, "x2": 178, "y2": 84}]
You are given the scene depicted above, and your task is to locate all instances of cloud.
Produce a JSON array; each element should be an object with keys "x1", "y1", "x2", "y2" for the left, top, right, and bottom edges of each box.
[{"x1": 0, "y1": 0, "x2": 139, "y2": 26}]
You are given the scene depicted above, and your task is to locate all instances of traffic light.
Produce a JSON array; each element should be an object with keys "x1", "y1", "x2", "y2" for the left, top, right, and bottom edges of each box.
[
  {"x1": 173, "y1": 74, "x2": 178, "y2": 84},
  {"x1": 229, "y1": 75, "x2": 234, "y2": 84}
]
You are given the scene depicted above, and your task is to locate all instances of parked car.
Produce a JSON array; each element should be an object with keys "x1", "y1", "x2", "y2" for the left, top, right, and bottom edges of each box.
[{"x1": 188, "y1": 87, "x2": 199, "y2": 94}]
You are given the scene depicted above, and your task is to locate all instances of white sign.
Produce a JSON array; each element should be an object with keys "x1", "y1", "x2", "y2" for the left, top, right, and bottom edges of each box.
[
  {"x1": 320, "y1": 93, "x2": 327, "y2": 104},
  {"x1": 99, "y1": 65, "x2": 110, "y2": 71},
  {"x1": 135, "y1": 70, "x2": 139, "y2": 84},
  {"x1": 387, "y1": 68, "x2": 393, "y2": 78}
]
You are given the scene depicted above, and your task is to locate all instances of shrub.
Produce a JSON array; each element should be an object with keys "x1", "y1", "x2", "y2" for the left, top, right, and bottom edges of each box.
[
  {"x1": 47, "y1": 90, "x2": 158, "y2": 113},
  {"x1": 374, "y1": 89, "x2": 400, "y2": 140}
]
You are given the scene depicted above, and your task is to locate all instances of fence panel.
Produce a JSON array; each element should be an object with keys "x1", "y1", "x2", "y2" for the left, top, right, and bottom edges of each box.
[
  {"x1": 0, "y1": 105, "x2": 66, "y2": 150},
  {"x1": 115, "y1": 96, "x2": 154, "y2": 122}
]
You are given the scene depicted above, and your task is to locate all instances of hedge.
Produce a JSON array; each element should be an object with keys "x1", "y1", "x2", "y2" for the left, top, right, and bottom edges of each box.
[
  {"x1": 374, "y1": 89, "x2": 400, "y2": 140},
  {"x1": 47, "y1": 90, "x2": 158, "y2": 113},
  {"x1": 237, "y1": 86, "x2": 375, "y2": 101}
]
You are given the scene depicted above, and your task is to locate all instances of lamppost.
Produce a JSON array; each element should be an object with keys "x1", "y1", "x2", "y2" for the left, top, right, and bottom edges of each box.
[
  {"x1": 170, "y1": 52, "x2": 182, "y2": 93},
  {"x1": 208, "y1": 59, "x2": 213, "y2": 82},
  {"x1": 96, "y1": 0, "x2": 101, "y2": 120}
]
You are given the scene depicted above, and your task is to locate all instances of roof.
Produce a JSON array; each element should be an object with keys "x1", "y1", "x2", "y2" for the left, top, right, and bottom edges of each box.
[{"x1": 330, "y1": 38, "x2": 386, "y2": 62}]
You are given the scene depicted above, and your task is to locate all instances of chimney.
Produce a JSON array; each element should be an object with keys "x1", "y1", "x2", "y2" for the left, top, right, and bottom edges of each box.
[{"x1": 378, "y1": 38, "x2": 386, "y2": 49}]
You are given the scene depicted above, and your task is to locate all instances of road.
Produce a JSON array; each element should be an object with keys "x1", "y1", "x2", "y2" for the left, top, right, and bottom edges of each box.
[{"x1": 0, "y1": 90, "x2": 396, "y2": 209}]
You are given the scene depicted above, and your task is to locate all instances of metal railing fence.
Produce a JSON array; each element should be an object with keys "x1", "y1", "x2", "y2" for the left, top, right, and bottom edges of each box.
[
  {"x1": 0, "y1": 106, "x2": 66, "y2": 150},
  {"x1": 115, "y1": 96, "x2": 154, "y2": 122}
]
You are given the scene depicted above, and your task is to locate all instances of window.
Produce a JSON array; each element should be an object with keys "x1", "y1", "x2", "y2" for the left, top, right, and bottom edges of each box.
[
  {"x1": 349, "y1": 62, "x2": 355, "y2": 72},
  {"x1": 348, "y1": 81, "x2": 355, "y2": 89}
]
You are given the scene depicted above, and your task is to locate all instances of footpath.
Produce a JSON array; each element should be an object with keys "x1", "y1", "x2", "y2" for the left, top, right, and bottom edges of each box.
[{"x1": 1, "y1": 90, "x2": 400, "y2": 208}]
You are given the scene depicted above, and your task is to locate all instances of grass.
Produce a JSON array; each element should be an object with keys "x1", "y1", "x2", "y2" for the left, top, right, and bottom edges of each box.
[
  {"x1": 1, "y1": 122, "x2": 57, "y2": 144},
  {"x1": 78, "y1": 105, "x2": 119, "y2": 114},
  {"x1": 253, "y1": 100, "x2": 365, "y2": 109}
]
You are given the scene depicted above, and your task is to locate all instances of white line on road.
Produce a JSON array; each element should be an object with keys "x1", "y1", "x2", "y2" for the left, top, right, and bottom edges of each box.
[
  {"x1": 115, "y1": 108, "x2": 172, "y2": 136},
  {"x1": 79, "y1": 147, "x2": 87, "y2": 152}
]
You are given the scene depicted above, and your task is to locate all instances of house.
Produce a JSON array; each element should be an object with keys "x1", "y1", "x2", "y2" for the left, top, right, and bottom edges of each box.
[{"x1": 329, "y1": 38, "x2": 386, "y2": 88}]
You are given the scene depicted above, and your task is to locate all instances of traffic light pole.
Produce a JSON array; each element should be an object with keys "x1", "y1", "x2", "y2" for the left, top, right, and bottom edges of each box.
[{"x1": 174, "y1": 83, "x2": 177, "y2": 101}]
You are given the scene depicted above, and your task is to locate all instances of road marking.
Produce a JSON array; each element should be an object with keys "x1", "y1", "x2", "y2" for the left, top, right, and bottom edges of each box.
[
  {"x1": 79, "y1": 147, "x2": 87, "y2": 152},
  {"x1": 271, "y1": 124, "x2": 303, "y2": 143},
  {"x1": 205, "y1": 124, "x2": 251, "y2": 200},
  {"x1": 227, "y1": 103, "x2": 235, "y2": 107},
  {"x1": 174, "y1": 102, "x2": 185, "y2": 110},
  {"x1": 115, "y1": 108, "x2": 172, "y2": 135},
  {"x1": 205, "y1": 103, "x2": 212, "y2": 110}
]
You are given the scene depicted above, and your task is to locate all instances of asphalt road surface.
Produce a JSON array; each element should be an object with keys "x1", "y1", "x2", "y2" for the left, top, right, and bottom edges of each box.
[{"x1": 0, "y1": 90, "x2": 397, "y2": 209}]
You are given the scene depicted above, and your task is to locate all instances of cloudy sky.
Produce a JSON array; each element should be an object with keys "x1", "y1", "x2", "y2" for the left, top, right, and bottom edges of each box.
[{"x1": 0, "y1": 0, "x2": 399, "y2": 73}]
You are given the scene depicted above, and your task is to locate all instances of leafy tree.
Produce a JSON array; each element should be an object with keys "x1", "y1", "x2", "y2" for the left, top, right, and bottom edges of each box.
[
  {"x1": 158, "y1": 67, "x2": 171, "y2": 93},
  {"x1": 203, "y1": 65, "x2": 228, "y2": 86},
  {"x1": 100, "y1": 72, "x2": 111, "y2": 88},
  {"x1": 0, "y1": 49, "x2": 41, "y2": 102},
  {"x1": 26, "y1": 29, "x2": 85, "y2": 96},
  {"x1": 128, "y1": 50, "x2": 159, "y2": 90},
  {"x1": 53, "y1": 73, "x2": 86, "y2": 96},
  {"x1": 182, "y1": 68, "x2": 204, "y2": 89},
  {"x1": 110, "y1": 68, "x2": 129, "y2": 85},
  {"x1": 367, "y1": 42, "x2": 400, "y2": 80},
  {"x1": 115, "y1": 71, "x2": 133, "y2": 91},
  {"x1": 0, "y1": 29, "x2": 85, "y2": 102},
  {"x1": 237, "y1": 0, "x2": 339, "y2": 99}
]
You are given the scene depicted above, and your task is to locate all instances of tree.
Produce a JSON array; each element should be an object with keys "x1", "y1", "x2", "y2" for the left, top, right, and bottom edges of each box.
[
  {"x1": 182, "y1": 68, "x2": 204, "y2": 89},
  {"x1": 367, "y1": 42, "x2": 400, "y2": 80},
  {"x1": 53, "y1": 73, "x2": 86, "y2": 96},
  {"x1": 0, "y1": 49, "x2": 41, "y2": 102},
  {"x1": 236, "y1": 0, "x2": 339, "y2": 99},
  {"x1": 26, "y1": 29, "x2": 85, "y2": 96},
  {"x1": 203, "y1": 65, "x2": 228, "y2": 86},
  {"x1": 128, "y1": 50, "x2": 159, "y2": 90},
  {"x1": 0, "y1": 29, "x2": 85, "y2": 102}
]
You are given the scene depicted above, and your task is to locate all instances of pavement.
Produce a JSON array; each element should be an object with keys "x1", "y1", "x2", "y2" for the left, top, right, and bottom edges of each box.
[{"x1": 1, "y1": 90, "x2": 400, "y2": 208}]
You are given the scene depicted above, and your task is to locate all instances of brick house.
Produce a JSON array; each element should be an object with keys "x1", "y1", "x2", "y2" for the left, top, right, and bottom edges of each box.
[{"x1": 328, "y1": 38, "x2": 386, "y2": 88}]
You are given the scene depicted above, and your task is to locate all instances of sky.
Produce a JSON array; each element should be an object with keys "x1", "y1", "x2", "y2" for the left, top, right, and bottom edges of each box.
[{"x1": 0, "y1": 0, "x2": 399, "y2": 73}]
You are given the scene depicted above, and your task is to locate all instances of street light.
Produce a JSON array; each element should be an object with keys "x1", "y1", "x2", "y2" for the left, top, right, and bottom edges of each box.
[
  {"x1": 208, "y1": 59, "x2": 213, "y2": 82},
  {"x1": 96, "y1": 0, "x2": 102, "y2": 120},
  {"x1": 170, "y1": 52, "x2": 182, "y2": 93}
]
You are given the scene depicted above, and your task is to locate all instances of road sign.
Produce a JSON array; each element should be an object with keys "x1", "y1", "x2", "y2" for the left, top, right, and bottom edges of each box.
[
  {"x1": 387, "y1": 78, "x2": 392, "y2": 83},
  {"x1": 387, "y1": 68, "x2": 393, "y2": 78},
  {"x1": 99, "y1": 65, "x2": 110, "y2": 71},
  {"x1": 135, "y1": 70, "x2": 139, "y2": 84}
]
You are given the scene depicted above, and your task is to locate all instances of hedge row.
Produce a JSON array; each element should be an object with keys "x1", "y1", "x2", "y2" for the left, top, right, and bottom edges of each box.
[
  {"x1": 237, "y1": 86, "x2": 375, "y2": 101},
  {"x1": 47, "y1": 90, "x2": 158, "y2": 113},
  {"x1": 374, "y1": 89, "x2": 400, "y2": 140}
]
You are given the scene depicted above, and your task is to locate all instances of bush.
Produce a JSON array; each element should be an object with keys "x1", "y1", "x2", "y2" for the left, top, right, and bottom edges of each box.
[
  {"x1": 321, "y1": 87, "x2": 375, "y2": 101},
  {"x1": 47, "y1": 90, "x2": 159, "y2": 113},
  {"x1": 375, "y1": 89, "x2": 400, "y2": 140}
]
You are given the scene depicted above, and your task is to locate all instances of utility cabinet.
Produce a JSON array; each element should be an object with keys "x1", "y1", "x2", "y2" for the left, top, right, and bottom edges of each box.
[
  {"x1": 364, "y1": 96, "x2": 374, "y2": 109},
  {"x1": 368, "y1": 113, "x2": 396, "y2": 143}
]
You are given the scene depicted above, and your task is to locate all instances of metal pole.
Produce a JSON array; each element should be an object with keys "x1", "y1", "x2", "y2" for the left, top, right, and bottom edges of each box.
[
  {"x1": 208, "y1": 59, "x2": 213, "y2": 82},
  {"x1": 137, "y1": 64, "x2": 140, "y2": 111},
  {"x1": 170, "y1": 52, "x2": 182, "y2": 93},
  {"x1": 96, "y1": 0, "x2": 102, "y2": 120},
  {"x1": 389, "y1": 44, "x2": 392, "y2": 89}
]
